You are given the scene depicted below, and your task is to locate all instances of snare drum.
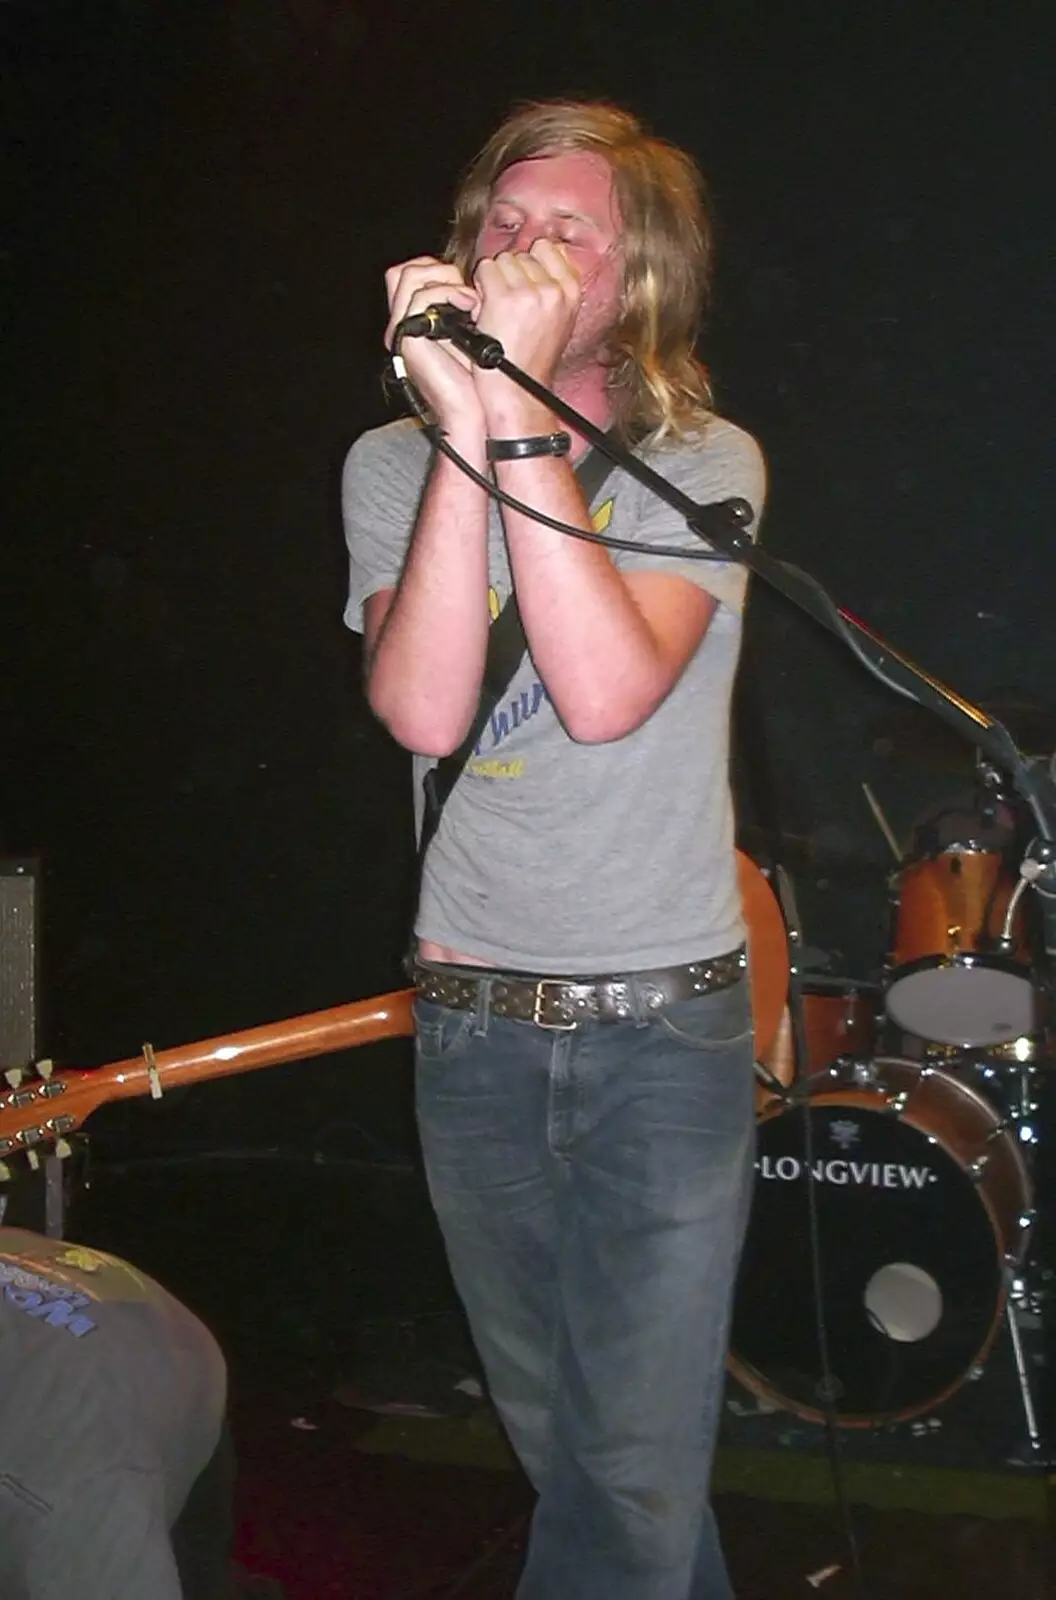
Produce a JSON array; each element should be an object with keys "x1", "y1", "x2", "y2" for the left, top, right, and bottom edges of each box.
[
  {"x1": 730, "y1": 1056, "x2": 1032, "y2": 1425},
  {"x1": 886, "y1": 845, "x2": 1038, "y2": 1047}
]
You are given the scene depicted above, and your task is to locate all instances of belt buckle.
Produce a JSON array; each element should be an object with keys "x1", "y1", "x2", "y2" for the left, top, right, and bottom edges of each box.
[{"x1": 531, "y1": 980, "x2": 577, "y2": 1031}]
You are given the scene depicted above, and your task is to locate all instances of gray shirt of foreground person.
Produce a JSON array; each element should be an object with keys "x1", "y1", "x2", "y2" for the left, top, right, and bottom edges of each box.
[{"x1": 0, "y1": 1225, "x2": 227, "y2": 1599}]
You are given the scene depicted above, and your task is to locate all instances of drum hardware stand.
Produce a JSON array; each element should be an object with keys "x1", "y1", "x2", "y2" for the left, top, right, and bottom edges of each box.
[
  {"x1": 1005, "y1": 1279, "x2": 1044, "y2": 1455},
  {"x1": 954, "y1": 1097, "x2": 1045, "y2": 1455},
  {"x1": 1010, "y1": 1066, "x2": 1042, "y2": 1143},
  {"x1": 998, "y1": 876, "x2": 1031, "y2": 949},
  {"x1": 975, "y1": 1040, "x2": 1047, "y2": 1457}
]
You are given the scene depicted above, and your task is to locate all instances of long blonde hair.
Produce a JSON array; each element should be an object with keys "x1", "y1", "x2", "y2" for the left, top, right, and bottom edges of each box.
[{"x1": 446, "y1": 100, "x2": 714, "y2": 444}]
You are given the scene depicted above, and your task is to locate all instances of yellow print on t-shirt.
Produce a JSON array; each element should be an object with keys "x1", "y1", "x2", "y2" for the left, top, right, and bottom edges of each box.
[
  {"x1": 592, "y1": 497, "x2": 613, "y2": 533},
  {"x1": 467, "y1": 756, "x2": 526, "y2": 778}
]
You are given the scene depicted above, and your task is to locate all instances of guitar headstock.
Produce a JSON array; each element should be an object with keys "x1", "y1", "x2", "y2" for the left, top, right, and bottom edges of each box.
[
  {"x1": 0, "y1": 987, "x2": 417, "y2": 1178},
  {"x1": 0, "y1": 1061, "x2": 81, "y2": 1176}
]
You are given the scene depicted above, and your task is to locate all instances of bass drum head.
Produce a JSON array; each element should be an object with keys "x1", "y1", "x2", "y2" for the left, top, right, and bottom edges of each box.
[{"x1": 730, "y1": 1062, "x2": 1012, "y2": 1425}]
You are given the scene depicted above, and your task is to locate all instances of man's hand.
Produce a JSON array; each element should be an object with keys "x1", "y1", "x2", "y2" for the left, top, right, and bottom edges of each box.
[
  {"x1": 471, "y1": 240, "x2": 582, "y2": 422},
  {"x1": 384, "y1": 255, "x2": 485, "y2": 436}
]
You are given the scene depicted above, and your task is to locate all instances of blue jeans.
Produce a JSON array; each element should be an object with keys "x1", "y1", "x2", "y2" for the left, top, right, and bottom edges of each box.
[{"x1": 415, "y1": 974, "x2": 756, "y2": 1600}]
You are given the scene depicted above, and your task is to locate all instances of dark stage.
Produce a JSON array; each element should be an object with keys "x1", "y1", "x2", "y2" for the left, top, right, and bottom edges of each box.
[
  {"x1": 3, "y1": 3, "x2": 1055, "y2": 1595},
  {"x1": 57, "y1": 1146, "x2": 1051, "y2": 1598}
]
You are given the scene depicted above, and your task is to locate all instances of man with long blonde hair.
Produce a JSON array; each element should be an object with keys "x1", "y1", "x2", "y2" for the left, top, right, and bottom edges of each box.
[{"x1": 343, "y1": 100, "x2": 765, "y2": 1599}]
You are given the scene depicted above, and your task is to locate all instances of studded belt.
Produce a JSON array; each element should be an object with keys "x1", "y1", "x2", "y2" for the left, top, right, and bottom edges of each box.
[{"x1": 411, "y1": 946, "x2": 747, "y2": 1031}]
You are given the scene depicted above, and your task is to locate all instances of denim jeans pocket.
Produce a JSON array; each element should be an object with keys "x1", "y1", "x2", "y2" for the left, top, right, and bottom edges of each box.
[
  {"x1": 654, "y1": 980, "x2": 752, "y2": 1051},
  {"x1": 413, "y1": 997, "x2": 476, "y2": 1062}
]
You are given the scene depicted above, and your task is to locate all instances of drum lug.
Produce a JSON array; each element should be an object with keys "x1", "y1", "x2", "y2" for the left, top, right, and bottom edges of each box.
[
  {"x1": 967, "y1": 1155, "x2": 989, "y2": 1182},
  {"x1": 1007, "y1": 1268, "x2": 1030, "y2": 1303},
  {"x1": 1016, "y1": 1209, "x2": 1036, "y2": 1245},
  {"x1": 885, "y1": 1090, "x2": 910, "y2": 1116},
  {"x1": 1007, "y1": 1267, "x2": 1046, "y2": 1321}
]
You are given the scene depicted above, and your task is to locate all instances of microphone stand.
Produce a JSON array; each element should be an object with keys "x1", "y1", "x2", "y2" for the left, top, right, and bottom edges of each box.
[{"x1": 445, "y1": 321, "x2": 1056, "y2": 957}]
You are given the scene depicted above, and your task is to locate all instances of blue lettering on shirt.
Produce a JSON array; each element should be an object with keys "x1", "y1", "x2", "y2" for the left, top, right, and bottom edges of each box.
[
  {"x1": 475, "y1": 680, "x2": 550, "y2": 755},
  {"x1": 1, "y1": 1269, "x2": 98, "y2": 1338}
]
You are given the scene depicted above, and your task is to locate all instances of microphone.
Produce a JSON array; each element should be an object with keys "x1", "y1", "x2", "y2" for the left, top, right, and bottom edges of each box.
[
  {"x1": 398, "y1": 304, "x2": 472, "y2": 340},
  {"x1": 394, "y1": 304, "x2": 504, "y2": 368}
]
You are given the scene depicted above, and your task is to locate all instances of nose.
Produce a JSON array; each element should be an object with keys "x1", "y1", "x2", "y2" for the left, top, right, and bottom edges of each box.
[{"x1": 497, "y1": 223, "x2": 550, "y2": 255}]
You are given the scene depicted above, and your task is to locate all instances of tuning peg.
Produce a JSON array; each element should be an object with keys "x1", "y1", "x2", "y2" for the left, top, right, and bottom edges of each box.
[
  {"x1": 36, "y1": 1059, "x2": 53, "y2": 1080},
  {"x1": 55, "y1": 1139, "x2": 73, "y2": 1160},
  {"x1": 25, "y1": 1149, "x2": 40, "y2": 1171},
  {"x1": 4, "y1": 1068, "x2": 24, "y2": 1089}
]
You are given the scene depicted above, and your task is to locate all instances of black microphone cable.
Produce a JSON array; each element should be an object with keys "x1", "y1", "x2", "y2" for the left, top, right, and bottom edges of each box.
[
  {"x1": 784, "y1": 987, "x2": 873, "y2": 1600},
  {"x1": 388, "y1": 331, "x2": 734, "y2": 563}
]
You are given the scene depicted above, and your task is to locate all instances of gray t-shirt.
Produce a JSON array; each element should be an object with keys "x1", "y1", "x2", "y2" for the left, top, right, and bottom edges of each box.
[
  {"x1": 0, "y1": 1228, "x2": 227, "y2": 1598},
  {"x1": 343, "y1": 415, "x2": 766, "y2": 973}
]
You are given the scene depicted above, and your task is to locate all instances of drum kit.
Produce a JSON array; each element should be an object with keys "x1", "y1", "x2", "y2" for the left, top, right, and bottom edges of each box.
[{"x1": 731, "y1": 708, "x2": 1053, "y2": 1446}]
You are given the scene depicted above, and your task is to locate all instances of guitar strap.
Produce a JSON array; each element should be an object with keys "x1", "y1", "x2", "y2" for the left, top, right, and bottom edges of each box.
[{"x1": 417, "y1": 432, "x2": 628, "y2": 870}]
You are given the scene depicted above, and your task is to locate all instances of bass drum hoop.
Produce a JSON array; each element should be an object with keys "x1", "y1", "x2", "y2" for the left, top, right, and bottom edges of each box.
[{"x1": 730, "y1": 1057, "x2": 1032, "y2": 1426}]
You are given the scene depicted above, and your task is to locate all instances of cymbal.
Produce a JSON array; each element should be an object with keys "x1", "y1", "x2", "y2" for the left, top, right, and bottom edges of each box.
[{"x1": 868, "y1": 691, "x2": 1056, "y2": 770}]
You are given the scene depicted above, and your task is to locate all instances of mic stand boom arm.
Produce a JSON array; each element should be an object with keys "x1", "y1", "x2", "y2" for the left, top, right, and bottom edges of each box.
[{"x1": 443, "y1": 321, "x2": 1056, "y2": 947}]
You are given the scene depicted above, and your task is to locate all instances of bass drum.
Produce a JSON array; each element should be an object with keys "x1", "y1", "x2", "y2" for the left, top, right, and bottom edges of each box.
[{"x1": 730, "y1": 1056, "x2": 1032, "y2": 1425}]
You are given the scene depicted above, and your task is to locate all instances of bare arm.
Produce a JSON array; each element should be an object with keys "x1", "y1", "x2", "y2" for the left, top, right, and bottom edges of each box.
[
  {"x1": 363, "y1": 435, "x2": 492, "y2": 756},
  {"x1": 368, "y1": 417, "x2": 716, "y2": 752},
  {"x1": 472, "y1": 242, "x2": 717, "y2": 744},
  {"x1": 492, "y1": 450, "x2": 717, "y2": 743},
  {"x1": 361, "y1": 257, "x2": 493, "y2": 757}
]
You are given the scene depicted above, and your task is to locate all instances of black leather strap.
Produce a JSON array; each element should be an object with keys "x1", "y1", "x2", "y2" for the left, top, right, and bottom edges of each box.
[
  {"x1": 418, "y1": 430, "x2": 627, "y2": 865},
  {"x1": 486, "y1": 431, "x2": 572, "y2": 461}
]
